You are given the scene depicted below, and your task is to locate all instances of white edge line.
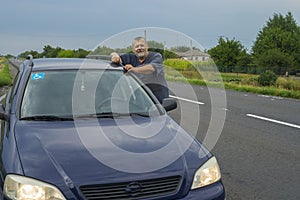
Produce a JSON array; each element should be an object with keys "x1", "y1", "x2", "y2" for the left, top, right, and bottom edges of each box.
[
  {"x1": 169, "y1": 95, "x2": 204, "y2": 105},
  {"x1": 247, "y1": 114, "x2": 300, "y2": 129},
  {"x1": 0, "y1": 95, "x2": 5, "y2": 102}
]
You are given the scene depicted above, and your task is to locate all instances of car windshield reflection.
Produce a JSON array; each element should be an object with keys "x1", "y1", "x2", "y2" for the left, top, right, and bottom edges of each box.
[{"x1": 21, "y1": 69, "x2": 162, "y2": 119}]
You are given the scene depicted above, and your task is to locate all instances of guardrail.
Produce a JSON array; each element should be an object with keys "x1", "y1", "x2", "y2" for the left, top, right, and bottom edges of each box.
[{"x1": 7, "y1": 58, "x2": 21, "y2": 70}]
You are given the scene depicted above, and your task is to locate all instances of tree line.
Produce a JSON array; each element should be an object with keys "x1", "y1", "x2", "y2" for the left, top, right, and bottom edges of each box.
[
  {"x1": 17, "y1": 45, "x2": 91, "y2": 59},
  {"x1": 15, "y1": 12, "x2": 300, "y2": 76},
  {"x1": 208, "y1": 12, "x2": 300, "y2": 75}
]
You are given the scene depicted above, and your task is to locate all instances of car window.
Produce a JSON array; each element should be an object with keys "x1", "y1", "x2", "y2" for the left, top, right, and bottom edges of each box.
[{"x1": 20, "y1": 69, "x2": 161, "y2": 118}]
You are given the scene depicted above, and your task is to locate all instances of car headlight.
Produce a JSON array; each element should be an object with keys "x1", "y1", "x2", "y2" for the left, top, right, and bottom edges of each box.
[
  {"x1": 191, "y1": 156, "x2": 221, "y2": 189},
  {"x1": 4, "y1": 174, "x2": 66, "y2": 200}
]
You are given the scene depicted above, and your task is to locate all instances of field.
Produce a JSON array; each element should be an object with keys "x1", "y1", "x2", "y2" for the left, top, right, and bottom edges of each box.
[
  {"x1": 0, "y1": 57, "x2": 13, "y2": 87},
  {"x1": 164, "y1": 59, "x2": 300, "y2": 99}
]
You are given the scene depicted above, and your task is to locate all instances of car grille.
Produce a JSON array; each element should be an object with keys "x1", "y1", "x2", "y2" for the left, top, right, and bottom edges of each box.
[{"x1": 80, "y1": 176, "x2": 181, "y2": 200}]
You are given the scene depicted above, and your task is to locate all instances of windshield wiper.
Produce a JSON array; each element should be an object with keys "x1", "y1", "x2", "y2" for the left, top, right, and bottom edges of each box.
[
  {"x1": 73, "y1": 112, "x2": 122, "y2": 119},
  {"x1": 74, "y1": 112, "x2": 149, "y2": 119},
  {"x1": 20, "y1": 115, "x2": 74, "y2": 121},
  {"x1": 95, "y1": 112, "x2": 150, "y2": 118},
  {"x1": 96, "y1": 112, "x2": 122, "y2": 118},
  {"x1": 129, "y1": 112, "x2": 150, "y2": 117}
]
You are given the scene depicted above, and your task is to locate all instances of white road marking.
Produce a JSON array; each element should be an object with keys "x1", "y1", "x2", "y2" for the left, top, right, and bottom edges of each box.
[
  {"x1": 169, "y1": 95, "x2": 205, "y2": 105},
  {"x1": 258, "y1": 94, "x2": 283, "y2": 100},
  {"x1": 247, "y1": 114, "x2": 300, "y2": 129},
  {"x1": 0, "y1": 95, "x2": 5, "y2": 102}
]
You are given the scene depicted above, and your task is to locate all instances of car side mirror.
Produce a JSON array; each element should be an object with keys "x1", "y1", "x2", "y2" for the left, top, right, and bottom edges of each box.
[
  {"x1": 162, "y1": 98, "x2": 177, "y2": 112},
  {"x1": 0, "y1": 104, "x2": 9, "y2": 121}
]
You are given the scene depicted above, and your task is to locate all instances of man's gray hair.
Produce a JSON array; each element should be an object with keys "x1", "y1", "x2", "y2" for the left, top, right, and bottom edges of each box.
[{"x1": 132, "y1": 37, "x2": 147, "y2": 47}]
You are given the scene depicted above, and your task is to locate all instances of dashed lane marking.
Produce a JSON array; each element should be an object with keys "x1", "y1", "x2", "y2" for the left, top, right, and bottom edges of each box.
[
  {"x1": 169, "y1": 95, "x2": 205, "y2": 105},
  {"x1": 247, "y1": 113, "x2": 300, "y2": 129}
]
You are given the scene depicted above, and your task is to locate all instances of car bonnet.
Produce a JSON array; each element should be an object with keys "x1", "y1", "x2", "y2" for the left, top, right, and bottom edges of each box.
[{"x1": 14, "y1": 115, "x2": 209, "y2": 190}]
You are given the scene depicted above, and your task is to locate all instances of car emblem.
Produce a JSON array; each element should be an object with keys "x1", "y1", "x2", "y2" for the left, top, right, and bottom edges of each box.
[{"x1": 125, "y1": 182, "x2": 143, "y2": 196}]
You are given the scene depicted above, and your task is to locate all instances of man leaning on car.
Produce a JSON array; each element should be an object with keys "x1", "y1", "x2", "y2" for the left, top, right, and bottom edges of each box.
[{"x1": 111, "y1": 36, "x2": 169, "y2": 103}]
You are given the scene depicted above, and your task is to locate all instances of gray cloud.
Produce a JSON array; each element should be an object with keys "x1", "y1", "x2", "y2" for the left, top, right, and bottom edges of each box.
[{"x1": 1, "y1": 0, "x2": 299, "y2": 55}]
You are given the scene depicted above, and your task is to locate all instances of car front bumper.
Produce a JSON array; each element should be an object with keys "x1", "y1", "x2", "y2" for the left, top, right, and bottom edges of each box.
[{"x1": 179, "y1": 182, "x2": 225, "y2": 200}]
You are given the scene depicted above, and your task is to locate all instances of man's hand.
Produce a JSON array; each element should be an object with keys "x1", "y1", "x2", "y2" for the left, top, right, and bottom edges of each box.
[
  {"x1": 110, "y1": 52, "x2": 121, "y2": 63},
  {"x1": 124, "y1": 64, "x2": 134, "y2": 72}
]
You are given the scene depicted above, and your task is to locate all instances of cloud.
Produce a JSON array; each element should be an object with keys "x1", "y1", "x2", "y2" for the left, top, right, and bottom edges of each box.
[{"x1": 1, "y1": 0, "x2": 299, "y2": 55}]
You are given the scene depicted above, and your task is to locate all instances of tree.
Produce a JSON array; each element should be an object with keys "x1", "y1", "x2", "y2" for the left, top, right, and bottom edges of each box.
[
  {"x1": 254, "y1": 48, "x2": 294, "y2": 74},
  {"x1": 147, "y1": 40, "x2": 164, "y2": 50},
  {"x1": 115, "y1": 46, "x2": 132, "y2": 53},
  {"x1": 58, "y1": 50, "x2": 76, "y2": 58},
  {"x1": 207, "y1": 37, "x2": 250, "y2": 72},
  {"x1": 74, "y1": 48, "x2": 90, "y2": 58},
  {"x1": 18, "y1": 50, "x2": 40, "y2": 59},
  {"x1": 41, "y1": 45, "x2": 62, "y2": 58},
  {"x1": 163, "y1": 50, "x2": 178, "y2": 59},
  {"x1": 252, "y1": 12, "x2": 300, "y2": 75},
  {"x1": 91, "y1": 46, "x2": 114, "y2": 55}
]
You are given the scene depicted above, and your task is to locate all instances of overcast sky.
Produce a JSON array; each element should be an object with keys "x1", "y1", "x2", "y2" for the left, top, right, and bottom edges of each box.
[{"x1": 1, "y1": 0, "x2": 299, "y2": 56}]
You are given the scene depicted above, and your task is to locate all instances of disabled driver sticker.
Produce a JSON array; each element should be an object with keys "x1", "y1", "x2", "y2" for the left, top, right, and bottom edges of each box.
[{"x1": 31, "y1": 72, "x2": 45, "y2": 80}]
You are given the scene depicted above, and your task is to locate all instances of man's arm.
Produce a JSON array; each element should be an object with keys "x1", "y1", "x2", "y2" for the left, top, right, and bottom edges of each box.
[
  {"x1": 124, "y1": 64, "x2": 155, "y2": 74},
  {"x1": 112, "y1": 52, "x2": 155, "y2": 74}
]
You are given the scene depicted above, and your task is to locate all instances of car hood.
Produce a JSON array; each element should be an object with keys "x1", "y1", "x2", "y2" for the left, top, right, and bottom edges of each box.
[{"x1": 15, "y1": 115, "x2": 209, "y2": 191}]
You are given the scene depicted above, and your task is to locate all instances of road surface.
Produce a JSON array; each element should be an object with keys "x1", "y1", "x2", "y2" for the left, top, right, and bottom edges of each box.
[{"x1": 168, "y1": 81, "x2": 300, "y2": 200}]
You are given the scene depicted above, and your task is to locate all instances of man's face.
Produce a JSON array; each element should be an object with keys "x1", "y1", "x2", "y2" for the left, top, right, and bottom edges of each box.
[{"x1": 132, "y1": 40, "x2": 148, "y2": 59}]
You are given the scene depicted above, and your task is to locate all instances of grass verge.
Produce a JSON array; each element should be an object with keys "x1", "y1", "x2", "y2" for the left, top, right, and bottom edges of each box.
[
  {"x1": 0, "y1": 58, "x2": 13, "y2": 87},
  {"x1": 164, "y1": 58, "x2": 300, "y2": 99},
  {"x1": 166, "y1": 75, "x2": 300, "y2": 99}
]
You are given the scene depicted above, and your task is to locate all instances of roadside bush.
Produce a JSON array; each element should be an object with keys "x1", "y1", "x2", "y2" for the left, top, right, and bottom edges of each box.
[
  {"x1": 287, "y1": 78, "x2": 300, "y2": 91},
  {"x1": 276, "y1": 77, "x2": 288, "y2": 89},
  {"x1": 275, "y1": 77, "x2": 300, "y2": 91},
  {"x1": 258, "y1": 70, "x2": 277, "y2": 86},
  {"x1": 241, "y1": 77, "x2": 259, "y2": 86}
]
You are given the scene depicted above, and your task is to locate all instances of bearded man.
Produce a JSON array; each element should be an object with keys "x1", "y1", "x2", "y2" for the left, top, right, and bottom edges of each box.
[{"x1": 111, "y1": 37, "x2": 169, "y2": 103}]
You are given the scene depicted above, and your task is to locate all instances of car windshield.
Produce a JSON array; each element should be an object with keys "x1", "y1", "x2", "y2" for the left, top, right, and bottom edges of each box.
[{"x1": 20, "y1": 69, "x2": 162, "y2": 119}]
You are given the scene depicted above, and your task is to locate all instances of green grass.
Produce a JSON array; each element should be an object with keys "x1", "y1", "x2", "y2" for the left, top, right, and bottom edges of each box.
[
  {"x1": 164, "y1": 59, "x2": 300, "y2": 99},
  {"x1": 0, "y1": 58, "x2": 13, "y2": 87}
]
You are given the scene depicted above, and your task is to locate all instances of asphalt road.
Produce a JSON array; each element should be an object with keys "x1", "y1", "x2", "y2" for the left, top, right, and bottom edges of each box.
[{"x1": 168, "y1": 81, "x2": 300, "y2": 200}]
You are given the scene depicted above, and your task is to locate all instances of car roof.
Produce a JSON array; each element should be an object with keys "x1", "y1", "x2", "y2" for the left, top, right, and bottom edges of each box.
[{"x1": 28, "y1": 58, "x2": 123, "y2": 71}]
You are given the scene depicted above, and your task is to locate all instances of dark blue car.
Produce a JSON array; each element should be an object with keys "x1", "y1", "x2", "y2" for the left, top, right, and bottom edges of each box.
[{"x1": 0, "y1": 57, "x2": 225, "y2": 200}]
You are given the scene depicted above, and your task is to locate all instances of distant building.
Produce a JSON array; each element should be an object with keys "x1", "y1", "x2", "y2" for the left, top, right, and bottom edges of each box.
[{"x1": 176, "y1": 49, "x2": 211, "y2": 61}]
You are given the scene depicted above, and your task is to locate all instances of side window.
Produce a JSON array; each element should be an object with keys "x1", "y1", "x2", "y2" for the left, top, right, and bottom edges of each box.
[
  {"x1": 11, "y1": 71, "x2": 20, "y2": 94},
  {"x1": 8, "y1": 64, "x2": 22, "y2": 106},
  {"x1": 1, "y1": 69, "x2": 17, "y2": 110},
  {"x1": 2, "y1": 68, "x2": 21, "y2": 111}
]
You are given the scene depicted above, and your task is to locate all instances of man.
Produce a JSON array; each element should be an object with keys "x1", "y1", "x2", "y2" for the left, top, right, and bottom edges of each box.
[{"x1": 111, "y1": 37, "x2": 169, "y2": 103}]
